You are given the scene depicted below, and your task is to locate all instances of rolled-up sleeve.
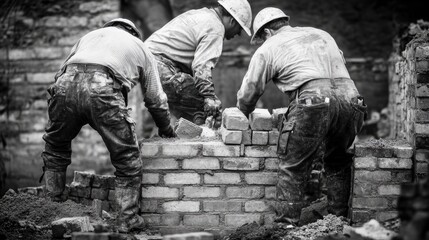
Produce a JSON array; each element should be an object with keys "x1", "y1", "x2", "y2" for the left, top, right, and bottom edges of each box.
[
  {"x1": 141, "y1": 53, "x2": 169, "y2": 111},
  {"x1": 237, "y1": 52, "x2": 273, "y2": 116}
]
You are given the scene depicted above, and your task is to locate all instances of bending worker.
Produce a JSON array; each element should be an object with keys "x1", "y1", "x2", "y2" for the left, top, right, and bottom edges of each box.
[
  {"x1": 41, "y1": 18, "x2": 176, "y2": 233},
  {"x1": 237, "y1": 8, "x2": 367, "y2": 225},
  {"x1": 145, "y1": 0, "x2": 252, "y2": 128}
]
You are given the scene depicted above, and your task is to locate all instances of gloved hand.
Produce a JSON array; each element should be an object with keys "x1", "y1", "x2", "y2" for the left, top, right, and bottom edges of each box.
[
  {"x1": 158, "y1": 125, "x2": 177, "y2": 138},
  {"x1": 204, "y1": 97, "x2": 222, "y2": 117}
]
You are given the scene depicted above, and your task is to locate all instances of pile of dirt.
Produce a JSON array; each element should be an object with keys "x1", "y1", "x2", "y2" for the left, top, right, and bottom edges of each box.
[
  {"x1": 0, "y1": 190, "x2": 101, "y2": 240},
  {"x1": 224, "y1": 214, "x2": 349, "y2": 240}
]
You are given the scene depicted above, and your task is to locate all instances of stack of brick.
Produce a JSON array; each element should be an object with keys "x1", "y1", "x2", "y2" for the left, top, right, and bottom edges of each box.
[
  {"x1": 139, "y1": 139, "x2": 279, "y2": 237},
  {"x1": 351, "y1": 140, "x2": 413, "y2": 225},
  {"x1": 220, "y1": 107, "x2": 288, "y2": 146}
]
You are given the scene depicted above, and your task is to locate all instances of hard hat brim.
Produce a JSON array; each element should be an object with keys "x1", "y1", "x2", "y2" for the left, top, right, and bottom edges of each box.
[
  {"x1": 250, "y1": 16, "x2": 289, "y2": 45},
  {"x1": 218, "y1": 1, "x2": 252, "y2": 36}
]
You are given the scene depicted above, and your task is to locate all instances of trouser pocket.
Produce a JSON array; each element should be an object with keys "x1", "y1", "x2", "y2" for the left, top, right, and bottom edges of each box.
[{"x1": 277, "y1": 118, "x2": 295, "y2": 155}]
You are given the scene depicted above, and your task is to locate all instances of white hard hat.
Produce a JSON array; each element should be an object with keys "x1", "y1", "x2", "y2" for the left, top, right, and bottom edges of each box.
[
  {"x1": 251, "y1": 7, "x2": 290, "y2": 44},
  {"x1": 103, "y1": 18, "x2": 142, "y2": 40},
  {"x1": 218, "y1": 0, "x2": 252, "y2": 36}
]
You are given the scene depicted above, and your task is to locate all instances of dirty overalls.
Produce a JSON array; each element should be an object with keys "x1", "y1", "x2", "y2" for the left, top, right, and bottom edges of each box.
[
  {"x1": 276, "y1": 78, "x2": 366, "y2": 223},
  {"x1": 41, "y1": 64, "x2": 141, "y2": 177},
  {"x1": 154, "y1": 54, "x2": 206, "y2": 124}
]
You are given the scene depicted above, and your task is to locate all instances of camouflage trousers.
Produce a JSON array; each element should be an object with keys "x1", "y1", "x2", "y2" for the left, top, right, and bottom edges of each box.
[{"x1": 41, "y1": 64, "x2": 142, "y2": 177}]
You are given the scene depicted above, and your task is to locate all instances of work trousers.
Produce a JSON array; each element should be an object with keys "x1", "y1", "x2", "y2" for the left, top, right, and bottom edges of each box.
[
  {"x1": 41, "y1": 64, "x2": 142, "y2": 177},
  {"x1": 154, "y1": 54, "x2": 206, "y2": 124},
  {"x1": 277, "y1": 78, "x2": 366, "y2": 217}
]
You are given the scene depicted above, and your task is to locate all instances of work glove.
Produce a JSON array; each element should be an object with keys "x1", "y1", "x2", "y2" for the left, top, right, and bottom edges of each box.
[
  {"x1": 158, "y1": 125, "x2": 177, "y2": 138},
  {"x1": 204, "y1": 97, "x2": 222, "y2": 117}
]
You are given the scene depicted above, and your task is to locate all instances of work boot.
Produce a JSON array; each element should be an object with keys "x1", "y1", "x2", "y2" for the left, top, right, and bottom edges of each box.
[
  {"x1": 44, "y1": 170, "x2": 67, "y2": 202},
  {"x1": 325, "y1": 166, "x2": 351, "y2": 217},
  {"x1": 115, "y1": 176, "x2": 145, "y2": 233},
  {"x1": 270, "y1": 201, "x2": 306, "y2": 226}
]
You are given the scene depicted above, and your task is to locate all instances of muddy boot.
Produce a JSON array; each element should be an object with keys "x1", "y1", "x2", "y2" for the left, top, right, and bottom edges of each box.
[
  {"x1": 326, "y1": 166, "x2": 351, "y2": 217},
  {"x1": 115, "y1": 176, "x2": 145, "y2": 233},
  {"x1": 270, "y1": 201, "x2": 305, "y2": 226},
  {"x1": 44, "y1": 170, "x2": 67, "y2": 202}
]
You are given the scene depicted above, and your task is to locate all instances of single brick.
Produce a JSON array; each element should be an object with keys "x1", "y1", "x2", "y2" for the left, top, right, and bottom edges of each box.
[
  {"x1": 354, "y1": 170, "x2": 391, "y2": 183},
  {"x1": 164, "y1": 173, "x2": 200, "y2": 185},
  {"x1": 376, "y1": 211, "x2": 398, "y2": 222},
  {"x1": 354, "y1": 157, "x2": 377, "y2": 169},
  {"x1": 225, "y1": 186, "x2": 263, "y2": 199},
  {"x1": 416, "y1": 84, "x2": 429, "y2": 97},
  {"x1": 416, "y1": 60, "x2": 429, "y2": 73},
  {"x1": 378, "y1": 158, "x2": 413, "y2": 169},
  {"x1": 69, "y1": 185, "x2": 91, "y2": 198},
  {"x1": 416, "y1": 135, "x2": 429, "y2": 149},
  {"x1": 416, "y1": 110, "x2": 429, "y2": 122},
  {"x1": 73, "y1": 171, "x2": 94, "y2": 187},
  {"x1": 272, "y1": 108, "x2": 288, "y2": 129},
  {"x1": 162, "y1": 142, "x2": 202, "y2": 157},
  {"x1": 265, "y1": 158, "x2": 279, "y2": 171},
  {"x1": 224, "y1": 214, "x2": 261, "y2": 226},
  {"x1": 393, "y1": 145, "x2": 414, "y2": 158},
  {"x1": 70, "y1": 232, "x2": 110, "y2": 240},
  {"x1": 415, "y1": 45, "x2": 429, "y2": 59},
  {"x1": 142, "y1": 214, "x2": 161, "y2": 225},
  {"x1": 222, "y1": 157, "x2": 260, "y2": 170},
  {"x1": 417, "y1": 98, "x2": 429, "y2": 110},
  {"x1": 353, "y1": 182, "x2": 374, "y2": 196},
  {"x1": 91, "y1": 188, "x2": 109, "y2": 200},
  {"x1": 391, "y1": 171, "x2": 413, "y2": 182},
  {"x1": 416, "y1": 149, "x2": 429, "y2": 161},
  {"x1": 202, "y1": 142, "x2": 240, "y2": 157},
  {"x1": 140, "y1": 142, "x2": 161, "y2": 157},
  {"x1": 142, "y1": 187, "x2": 179, "y2": 199},
  {"x1": 204, "y1": 173, "x2": 241, "y2": 184},
  {"x1": 351, "y1": 210, "x2": 372, "y2": 224},
  {"x1": 265, "y1": 187, "x2": 276, "y2": 199},
  {"x1": 353, "y1": 197, "x2": 388, "y2": 209},
  {"x1": 242, "y1": 129, "x2": 252, "y2": 145},
  {"x1": 220, "y1": 126, "x2": 243, "y2": 145},
  {"x1": 161, "y1": 214, "x2": 181, "y2": 226},
  {"x1": 92, "y1": 175, "x2": 115, "y2": 189},
  {"x1": 141, "y1": 200, "x2": 158, "y2": 213},
  {"x1": 182, "y1": 158, "x2": 220, "y2": 170},
  {"x1": 143, "y1": 158, "x2": 179, "y2": 170},
  {"x1": 162, "y1": 201, "x2": 200, "y2": 212},
  {"x1": 416, "y1": 123, "x2": 429, "y2": 134},
  {"x1": 142, "y1": 173, "x2": 160, "y2": 184},
  {"x1": 175, "y1": 118, "x2": 203, "y2": 139},
  {"x1": 354, "y1": 144, "x2": 394, "y2": 157},
  {"x1": 252, "y1": 131, "x2": 269, "y2": 145},
  {"x1": 378, "y1": 185, "x2": 401, "y2": 195},
  {"x1": 183, "y1": 187, "x2": 221, "y2": 198},
  {"x1": 268, "y1": 130, "x2": 279, "y2": 145},
  {"x1": 416, "y1": 162, "x2": 428, "y2": 174},
  {"x1": 244, "y1": 146, "x2": 277, "y2": 157},
  {"x1": 222, "y1": 107, "x2": 249, "y2": 130},
  {"x1": 244, "y1": 201, "x2": 270, "y2": 212},
  {"x1": 417, "y1": 73, "x2": 429, "y2": 84},
  {"x1": 183, "y1": 215, "x2": 219, "y2": 226},
  {"x1": 249, "y1": 109, "x2": 272, "y2": 131},
  {"x1": 163, "y1": 232, "x2": 214, "y2": 240},
  {"x1": 245, "y1": 172, "x2": 277, "y2": 185},
  {"x1": 203, "y1": 200, "x2": 242, "y2": 212}
]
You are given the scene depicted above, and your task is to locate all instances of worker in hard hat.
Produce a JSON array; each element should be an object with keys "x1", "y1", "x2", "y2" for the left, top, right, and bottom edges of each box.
[
  {"x1": 40, "y1": 18, "x2": 176, "y2": 233},
  {"x1": 237, "y1": 8, "x2": 367, "y2": 225},
  {"x1": 145, "y1": 0, "x2": 252, "y2": 128}
]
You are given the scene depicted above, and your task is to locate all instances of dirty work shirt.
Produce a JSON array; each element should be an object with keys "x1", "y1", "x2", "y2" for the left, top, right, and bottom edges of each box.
[
  {"x1": 145, "y1": 7, "x2": 224, "y2": 98},
  {"x1": 56, "y1": 27, "x2": 168, "y2": 111},
  {"x1": 237, "y1": 26, "x2": 350, "y2": 115}
]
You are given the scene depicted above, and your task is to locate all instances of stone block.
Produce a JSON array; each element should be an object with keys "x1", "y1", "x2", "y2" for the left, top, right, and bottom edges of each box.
[
  {"x1": 222, "y1": 157, "x2": 260, "y2": 170},
  {"x1": 245, "y1": 172, "x2": 277, "y2": 185},
  {"x1": 182, "y1": 157, "x2": 220, "y2": 169},
  {"x1": 164, "y1": 173, "x2": 200, "y2": 185},
  {"x1": 220, "y1": 126, "x2": 242, "y2": 145},
  {"x1": 244, "y1": 201, "x2": 269, "y2": 212},
  {"x1": 52, "y1": 217, "x2": 93, "y2": 238},
  {"x1": 142, "y1": 187, "x2": 179, "y2": 199},
  {"x1": 244, "y1": 146, "x2": 277, "y2": 157},
  {"x1": 202, "y1": 142, "x2": 240, "y2": 157},
  {"x1": 225, "y1": 186, "x2": 263, "y2": 199},
  {"x1": 175, "y1": 118, "x2": 203, "y2": 139},
  {"x1": 203, "y1": 200, "x2": 242, "y2": 212},
  {"x1": 268, "y1": 129, "x2": 279, "y2": 145},
  {"x1": 163, "y1": 232, "x2": 214, "y2": 240},
  {"x1": 183, "y1": 215, "x2": 220, "y2": 226},
  {"x1": 224, "y1": 214, "x2": 261, "y2": 226},
  {"x1": 143, "y1": 158, "x2": 179, "y2": 170},
  {"x1": 242, "y1": 129, "x2": 252, "y2": 145},
  {"x1": 354, "y1": 157, "x2": 377, "y2": 169},
  {"x1": 378, "y1": 158, "x2": 413, "y2": 169},
  {"x1": 252, "y1": 131, "x2": 269, "y2": 145},
  {"x1": 162, "y1": 201, "x2": 200, "y2": 212},
  {"x1": 222, "y1": 107, "x2": 249, "y2": 130},
  {"x1": 72, "y1": 171, "x2": 94, "y2": 187},
  {"x1": 204, "y1": 173, "x2": 241, "y2": 184},
  {"x1": 249, "y1": 109, "x2": 272, "y2": 131},
  {"x1": 183, "y1": 187, "x2": 221, "y2": 198},
  {"x1": 272, "y1": 108, "x2": 288, "y2": 129}
]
